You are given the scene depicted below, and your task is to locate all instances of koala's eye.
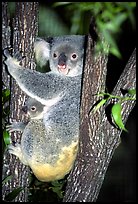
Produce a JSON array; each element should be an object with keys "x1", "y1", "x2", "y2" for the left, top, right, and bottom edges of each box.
[
  {"x1": 71, "y1": 53, "x2": 78, "y2": 60},
  {"x1": 30, "y1": 106, "x2": 36, "y2": 112},
  {"x1": 53, "y1": 53, "x2": 57, "y2": 58}
]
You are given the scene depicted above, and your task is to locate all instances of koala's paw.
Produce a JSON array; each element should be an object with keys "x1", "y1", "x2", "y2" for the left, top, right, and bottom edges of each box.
[
  {"x1": 6, "y1": 122, "x2": 17, "y2": 133},
  {"x1": 3, "y1": 48, "x2": 12, "y2": 58},
  {"x1": 8, "y1": 143, "x2": 29, "y2": 165},
  {"x1": 3, "y1": 48, "x2": 25, "y2": 63},
  {"x1": 8, "y1": 143, "x2": 22, "y2": 158},
  {"x1": 6, "y1": 121, "x2": 25, "y2": 133},
  {"x1": 13, "y1": 51, "x2": 26, "y2": 62}
]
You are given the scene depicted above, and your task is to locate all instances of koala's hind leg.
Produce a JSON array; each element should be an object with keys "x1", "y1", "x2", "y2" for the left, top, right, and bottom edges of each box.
[{"x1": 8, "y1": 143, "x2": 29, "y2": 165}]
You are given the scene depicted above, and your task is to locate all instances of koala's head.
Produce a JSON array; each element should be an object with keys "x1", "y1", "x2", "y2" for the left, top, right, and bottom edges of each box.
[
  {"x1": 22, "y1": 97, "x2": 45, "y2": 119},
  {"x1": 49, "y1": 35, "x2": 85, "y2": 77}
]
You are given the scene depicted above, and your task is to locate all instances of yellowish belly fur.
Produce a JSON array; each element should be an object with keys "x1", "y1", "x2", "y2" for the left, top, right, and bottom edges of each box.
[{"x1": 29, "y1": 140, "x2": 78, "y2": 182}]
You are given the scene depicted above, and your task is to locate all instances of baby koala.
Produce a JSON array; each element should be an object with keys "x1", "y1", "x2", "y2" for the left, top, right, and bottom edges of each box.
[
  {"x1": 7, "y1": 97, "x2": 46, "y2": 166},
  {"x1": 7, "y1": 97, "x2": 78, "y2": 182},
  {"x1": 7, "y1": 97, "x2": 44, "y2": 133}
]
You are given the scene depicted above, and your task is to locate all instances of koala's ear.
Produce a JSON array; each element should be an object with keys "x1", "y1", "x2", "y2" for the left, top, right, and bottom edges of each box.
[{"x1": 34, "y1": 37, "x2": 50, "y2": 68}]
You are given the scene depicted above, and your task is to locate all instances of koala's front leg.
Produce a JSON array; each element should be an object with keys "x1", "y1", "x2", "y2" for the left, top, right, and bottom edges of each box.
[
  {"x1": 3, "y1": 48, "x2": 39, "y2": 100},
  {"x1": 8, "y1": 143, "x2": 28, "y2": 165}
]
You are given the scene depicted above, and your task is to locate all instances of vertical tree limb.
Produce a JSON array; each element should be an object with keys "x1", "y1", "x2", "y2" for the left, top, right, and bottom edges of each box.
[
  {"x1": 2, "y1": 2, "x2": 39, "y2": 202},
  {"x1": 63, "y1": 23, "x2": 136, "y2": 202}
]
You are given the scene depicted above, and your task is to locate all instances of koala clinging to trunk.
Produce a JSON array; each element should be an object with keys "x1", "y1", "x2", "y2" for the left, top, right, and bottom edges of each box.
[
  {"x1": 4, "y1": 35, "x2": 86, "y2": 181},
  {"x1": 4, "y1": 35, "x2": 85, "y2": 105},
  {"x1": 7, "y1": 97, "x2": 78, "y2": 182},
  {"x1": 7, "y1": 97, "x2": 46, "y2": 166}
]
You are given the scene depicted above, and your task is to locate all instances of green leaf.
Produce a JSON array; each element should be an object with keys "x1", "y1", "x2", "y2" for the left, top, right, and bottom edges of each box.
[
  {"x1": 93, "y1": 99, "x2": 107, "y2": 113},
  {"x1": 113, "y1": 13, "x2": 127, "y2": 28},
  {"x1": 53, "y1": 2, "x2": 72, "y2": 7},
  {"x1": 5, "y1": 187, "x2": 24, "y2": 201},
  {"x1": 3, "y1": 130, "x2": 11, "y2": 146},
  {"x1": 50, "y1": 180, "x2": 65, "y2": 198},
  {"x1": 111, "y1": 103, "x2": 128, "y2": 132},
  {"x1": 128, "y1": 89, "x2": 136, "y2": 96},
  {"x1": 110, "y1": 46, "x2": 121, "y2": 58},
  {"x1": 102, "y1": 29, "x2": 121, "y2": 58},
  {"x1": 3, "y1": 89, "x2": 10, "y2": 97},
  {"x1": 2, "y1": 175, "x2": 12, "y2": 185},
  {"x1": 50, "y1": 186, "x2": 64, "y2": 199},
  {"x1": 2, "y1": 89, "x2": 10, "y2": 104},
  {"x1": 51, "y1": 180, "x2": 61, "y2": 187}
]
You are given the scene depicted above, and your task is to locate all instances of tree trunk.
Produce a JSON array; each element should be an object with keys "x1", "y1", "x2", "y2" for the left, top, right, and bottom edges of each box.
[
  {"x1": 2, "y1": 2, "x2": 38, "y2": 202},
  {"x1": 63, "y1": 25, "x2": 136, "y2": 202}
]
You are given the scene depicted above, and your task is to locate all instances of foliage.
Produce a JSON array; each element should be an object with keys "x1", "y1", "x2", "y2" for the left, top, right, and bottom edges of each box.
[
  {"x1": 4, "y1": 187, "x2": 24, "y2": 201},
  {"x1": 53, "y1": 2, "x2": 136, "y2": 58},
  {"x1": 8, "y1": 2, "x2": 136, "y2": 58},
  {"x1": 38, "y1": 6, "x2": 69, "y2": 36},
  {"x1": 2, "y1": 83, "x2": 11, "y2": 152},
  {"x1": 28, "y1": 174, "x2": 66, "y2": 202},
  {"x1": 92, "y1": 89, "x2": 136, "y2": 132},
  {"x1": 2, "y1": 175, "x2": 24, "y2": 202},
  {"x1": 2, "y1": 175, "x2": 13, "y2": 185}
]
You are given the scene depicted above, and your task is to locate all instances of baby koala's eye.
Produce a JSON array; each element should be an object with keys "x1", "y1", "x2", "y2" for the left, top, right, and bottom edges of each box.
[
  {"x1": 71, "y1": 53, "x2": 78, "y2": 60},
  {"x1": 53, "y1": 53, "x2": 58, "y2": 58},
  {"x1": 30, "y1": 106, "x2": 36, "y2": 112}
]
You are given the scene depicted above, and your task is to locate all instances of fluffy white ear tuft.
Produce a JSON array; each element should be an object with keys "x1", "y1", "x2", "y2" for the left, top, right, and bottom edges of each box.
[{"x1": 34, "y1": 38, "x2": 50, "y2": 68}]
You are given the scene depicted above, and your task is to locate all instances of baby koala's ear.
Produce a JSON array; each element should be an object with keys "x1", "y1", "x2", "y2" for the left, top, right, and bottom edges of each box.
[{"x1": 34, "y1": 37, "x2": 50, "y2": 68}]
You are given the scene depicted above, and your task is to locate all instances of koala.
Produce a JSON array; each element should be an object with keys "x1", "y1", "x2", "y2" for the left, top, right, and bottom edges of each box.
[
  {"x1": 34, "y1": 36, "x2": 85, "y2": 76},
  {"x1": 6, "y1": 97, "x2": 45, "y2": 133},
  {"x1": 7, "y1": 97, "x2": 78, "y2": 182},
  {"x1": 4, "y1": 35, "x2": 85, "y2": 181},
  {"x1": 7, "y1": 97, "x2": 45, "y2": 165},
  {"x1": 3, "y1": 35, "x2": 85, "y2": 105}
]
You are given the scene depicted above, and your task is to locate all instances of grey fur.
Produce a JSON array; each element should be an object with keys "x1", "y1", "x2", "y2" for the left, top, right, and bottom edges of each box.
[{"x1": 4, "y1": 35, "x2": 85, "y2": 181}]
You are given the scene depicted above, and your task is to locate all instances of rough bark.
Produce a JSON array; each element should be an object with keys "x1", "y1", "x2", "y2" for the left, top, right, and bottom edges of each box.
[
  {"x1": 2, "y1": 2, "x2": 11, "y2": 86},
  {"x1": 2, "y1": 2, "x2": 38, "y2": 202},
  {"x1": 63, "y1": 29, "x2": 136, "y2": 201}
]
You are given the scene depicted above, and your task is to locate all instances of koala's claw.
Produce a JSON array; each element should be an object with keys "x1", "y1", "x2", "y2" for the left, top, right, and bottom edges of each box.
[
  {"x1": 6, "y1": 122, "x2": 20, "y2": 133},
  {"x1": 6, "y1": 124, "x2": 14, "y2": 133},
  {"x1": 8, "y1": 143, "x2": 28, "y2": 165},
  {"x1": 3, "y1": 48, "x2": 25, "y2": 62},
  {"x1": 8, "y1": 143, "x2": 22, "y2": 156},
  {"x1": 6, "y1": 121, "x2": 26, "y2": 133},
  {"x1": 3, "y1": 48, "x2": 13, "y2": 58},
  {"x1": 14, "y1": 51, "x2": 26, "y2": 62}
]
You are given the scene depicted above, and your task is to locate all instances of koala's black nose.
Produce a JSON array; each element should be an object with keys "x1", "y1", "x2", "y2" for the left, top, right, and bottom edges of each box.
[
  {"x1": 58, "y1": 53, "x2": 67, "y2": 66},
  {"x1": 22, "y1": 105, "x2": 28, "y2": 114}
]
